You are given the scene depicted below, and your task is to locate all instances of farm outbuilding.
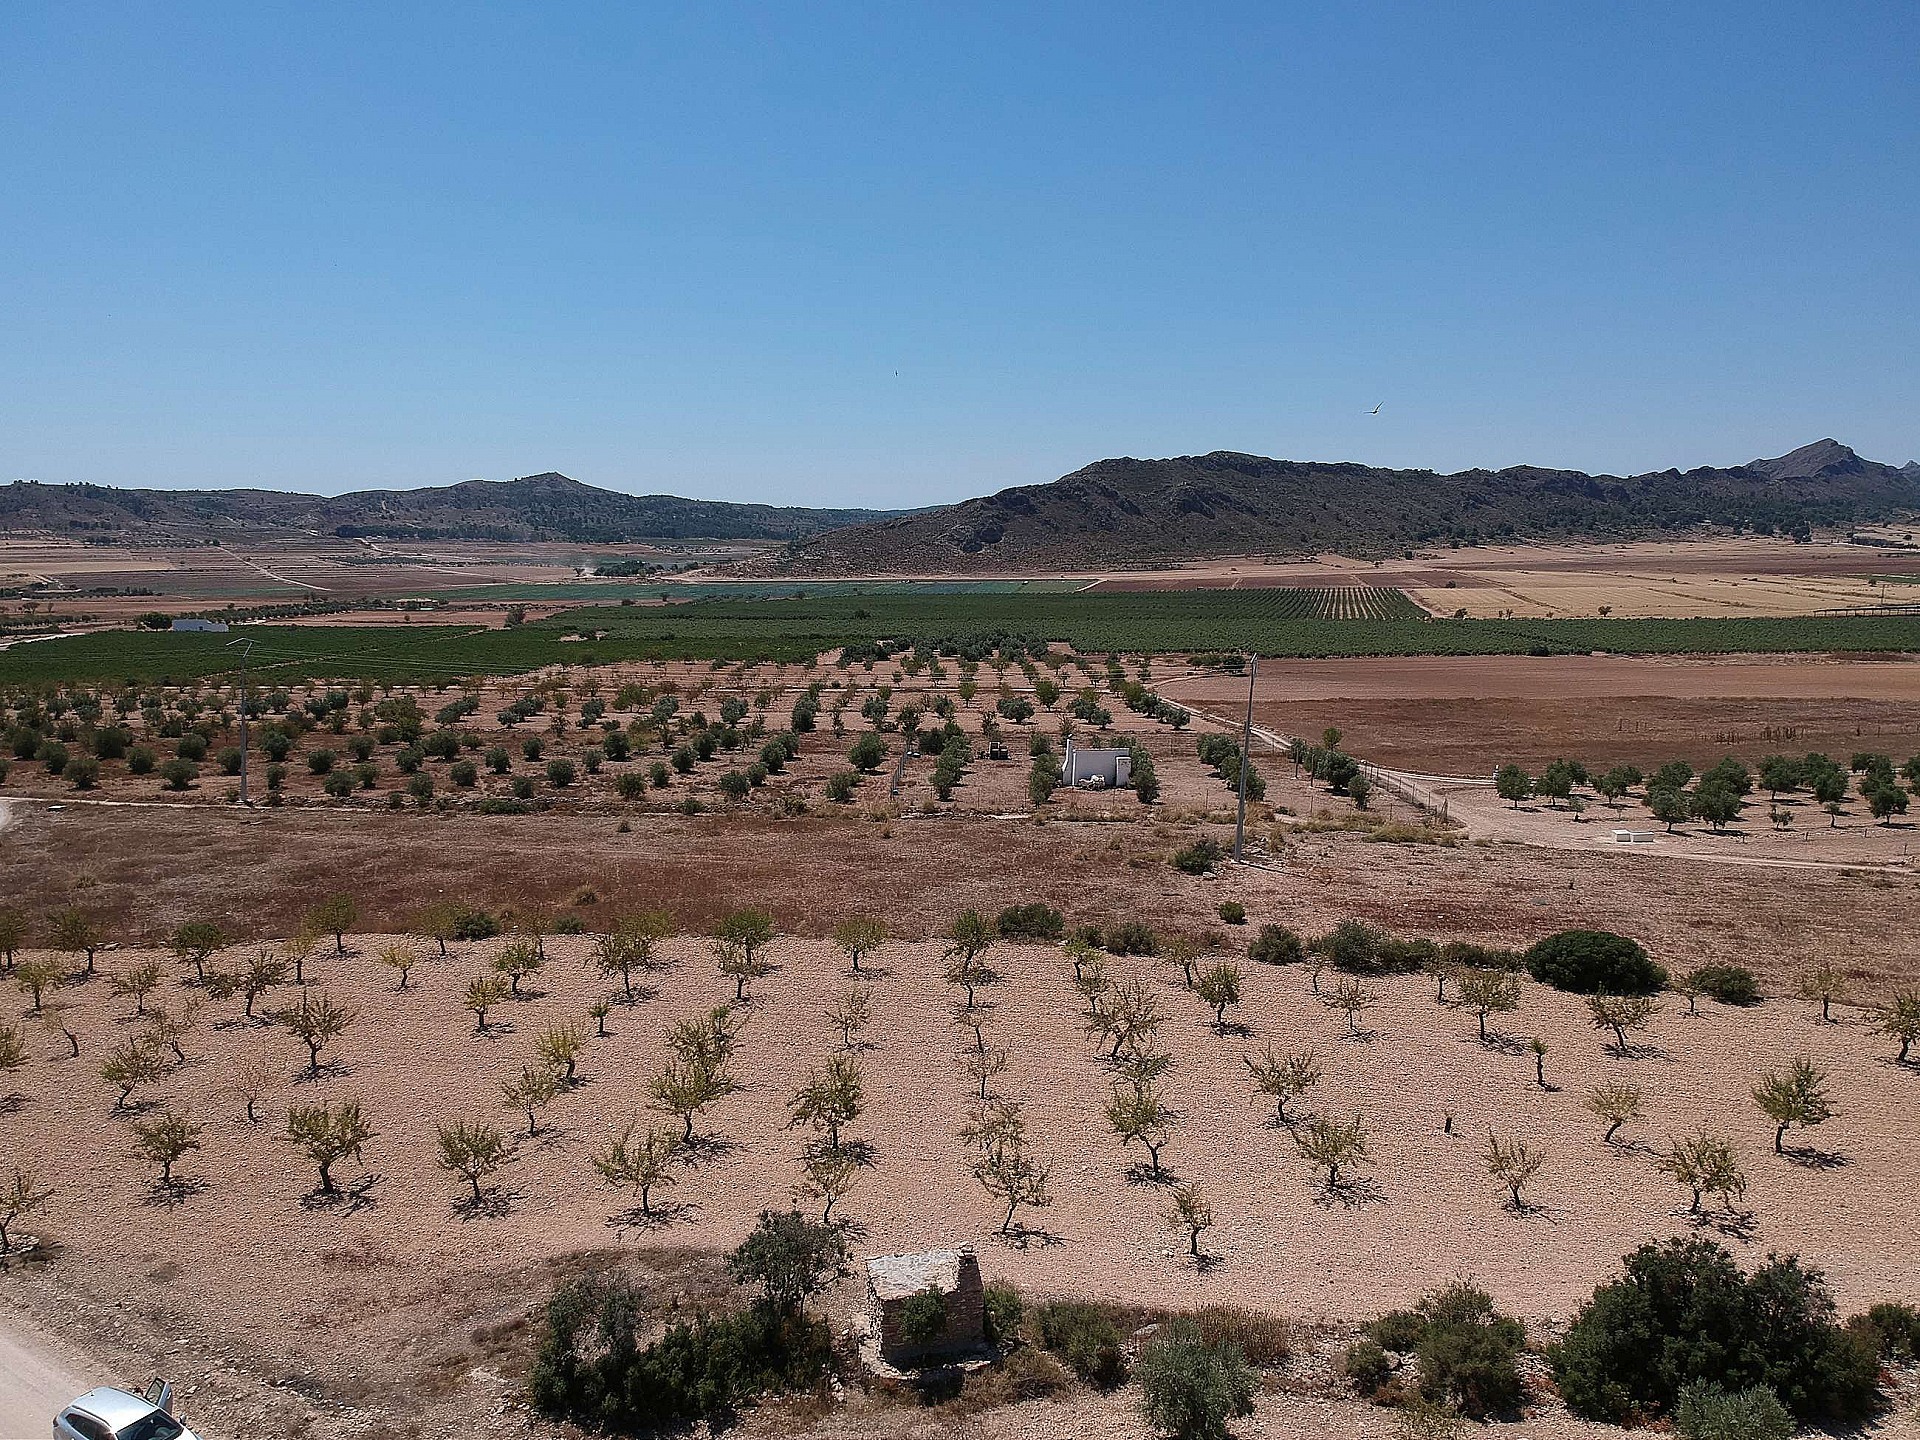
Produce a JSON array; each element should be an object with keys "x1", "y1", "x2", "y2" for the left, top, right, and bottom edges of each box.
[
  {"x1": 864, "y1": 1247, "x2": 986, "y2": 1365},
  {"x1": 1060, "y1": 740, "x2": 1132, "y2": 789},
  {"x1": 169, "y1": 618, "x2": 229, "y2": 633}
]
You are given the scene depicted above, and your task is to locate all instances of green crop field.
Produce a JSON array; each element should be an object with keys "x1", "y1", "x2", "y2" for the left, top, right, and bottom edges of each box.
[
  {"x1": 3, "y1": 590, "x2": 1917, "y2": 687},
  {"x1": 427, "y1": 578, "x2": 1091, "y2": 601}
]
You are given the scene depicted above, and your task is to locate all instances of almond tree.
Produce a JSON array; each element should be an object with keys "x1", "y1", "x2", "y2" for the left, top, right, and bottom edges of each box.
[
  {"x1": 283, "y1": 925, "x2": 319, "y2": 984},
  {"x1": 233, "y1": 1057, "x2": 274, "y2": 1124},
  {"x1": 1162, "y1": 935, "x2": 1203, "y2": 991},
  {"x1": 207, "y1": 949, "x2": 287, "y2": 1020},
  {"x1": 435, "y1": 1119, "x2": 510, "y2": 1204},
  {"x1": 1243, "y1": 1044, "x2": 1320, "y2": 1125},
  {"x1": 50, "y1": 908, "x2": 103, "y2": 976},
  {"x1": 1660, "y1": 1127, "x2": 1745, "y2": 1214},
  {"x1": 962, "y1": 1099, "x2": 1052, "y2": 1236},
  {"x1": 465, "y1": 973, "x2": 512, "y2": 1034},
  {"x1": 133, "y1": 1109, "x2": 203, "y2": 1187},
  {"x1": 714, "y1": 908, "x2": 776, "y2": 970},
  {"x1": 1165, "y1": 1182, "x2": 1214, "y2": 1260},
  {"x1": 1880, "y1": 988, "x2": 1920, "y2": 1064},
  {"x1": 649, "y1": 1056, "x2": 737, "y2": 1145},
  {"x1": 281, "y1": 989, "x2": 356, "y2": 1075},
  {"x1": 824, "y1": 986, "x2": 872, "y2": 1050},
  {"x1": 1194, "y1": 962, "x2": 1243, "y2": 1032},
  {"x1": 1482, "y1": 1132, "x2": 1543, "y2": 1211},
  {"x1": 797, "y1": 1147, "x2": 860, "y2": 1223},
  {"x1": 592, "y1": 910, "x2": 674, "y2": 1000},
  {"x1": 832, "y1": 916, "x2": 887, "y2": 974},
  {"x1": 493, "y1": 938, "x2": 544, "y2": 997},
  {"x1": 536, "y1": 1023, "x2": 584, "y2": 1084},
  {"x1": 414, "y1": 901, "x2": 464, "y2": 958},
  {"x1": 40, "y1": 1002, "x2": 80, "y2": 1059},
  {"x1": 143, "y1": 998, "x2": 199, "y2": 1065},
  {"x1": 1294, "y1": 1111, "x2": 1370, "y2": 1189},
  {"x1": 306, "y1": 895, "x2": 356, "y2": 955},
  {"x1": 169, "y1": 921, "x2": 227, "y2": 984},
  {"x1": 1106, "y1": 1080, "x2": 1176, "y2": 1179},
  {"x1": 1102, "y1": 975, "x2": 1165, "y2": 1061},
  {"x1": 15, "y1": 956, "x2": 60, "y2": 1014},
  {"x1": 1326, "y1": 977, "x2": 1376, "y2": 1039},
  {"x1": 1451, "y1": 968, "x2": 1519, "y2": 1044},
  {"x1": 787, "y1": 1055, "x2": 863, "y2": 1153},
  {"x1": 1582, "y1": 1083, "x2": 1644, "y2": 1145},
  {"x1": 0, "y1": 1027, "x2": 24, "y2": 1096},
  {"x1": 108, "y1": 961, "x2": 162, "y2": 1018},
  {"x1": 1797, "y1": 965, "x2": 1848, "y2": 1023},
  {"x1": 1588, "y1": 993, "x2": 1659, "y2": 1056},
  {"x1": 286, "y1": 1099, "x2": 374, "y2": 1194},
  {"x1": 0, "y1": 906, "x2": 25, "y2": 972},
  {"x1": 591, "y1": 1122, "x2": 679, "y2": 1216},
  {"x1": 501, "y1": 1061, "x2": 560, "y2": 1135},
  {"x1": 1073, "y1": 954, "x2": 1112, "y2": 1016},
  {"x1": 0, "y1": 1167, "x2": 52, "y2": 1253},
  {"x1": 101, "y1": 1039, "x2": 165, "y2": 1109},
  {"x1": 1752, "y1": 1056, "x2": 1834, "y2": 1154},
  {"x1": 964, "y1": 1044, "x2": 1010, "y2": 1100},
  {"x1": 945, "y1": 909, "x2": 995, "y2": 971},
  {"x1": 377, "y1": 941, "x2": 418, "y2": 991}
]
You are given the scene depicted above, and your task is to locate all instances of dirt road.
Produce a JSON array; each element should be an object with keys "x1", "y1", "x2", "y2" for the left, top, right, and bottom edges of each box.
[{"x1": 0, "y1": 1305, "x2": 90, "y2": 1437}]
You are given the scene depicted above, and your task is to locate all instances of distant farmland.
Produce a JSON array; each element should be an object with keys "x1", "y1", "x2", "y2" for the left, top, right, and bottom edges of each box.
[{"x1": 2, "y1": 590, "x2": 1917, "y2": 686}]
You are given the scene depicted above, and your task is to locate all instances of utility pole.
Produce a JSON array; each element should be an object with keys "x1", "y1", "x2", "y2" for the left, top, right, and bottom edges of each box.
[
  {"x1": 227, "y1": 638, "x2": 254, "y2": 806},
  {"x1": 1233, "y1": 655, "x2": 1258, "y2": 862}
]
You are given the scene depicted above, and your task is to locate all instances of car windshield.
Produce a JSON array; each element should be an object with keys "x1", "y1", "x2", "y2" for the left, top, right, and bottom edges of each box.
[{"x1": 116, "y1": 1414, "x2": 185, "y2": 1440}]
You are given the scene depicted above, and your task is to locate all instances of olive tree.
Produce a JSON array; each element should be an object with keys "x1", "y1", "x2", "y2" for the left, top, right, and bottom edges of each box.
[
  {"x1": 285, "y1": 1099, "x2": 374, "y2": 1193},
  {"x1": 1243, "y1": 1044, "x2": 1320, "y2": 1124},
  {"x1": 1136, "y1": 1318, "x2": 1255, "y2": 1440}
]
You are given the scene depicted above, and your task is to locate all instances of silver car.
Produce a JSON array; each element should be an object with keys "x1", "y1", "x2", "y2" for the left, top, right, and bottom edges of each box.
[{"x1": 53, "y1": 1380, "x2": 197, "y2": 1440}]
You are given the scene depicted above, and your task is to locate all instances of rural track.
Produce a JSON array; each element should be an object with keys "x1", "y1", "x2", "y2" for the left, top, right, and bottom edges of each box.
[{"x1": 0, "y1": 1303, "x2": 92, "y2": 1437}]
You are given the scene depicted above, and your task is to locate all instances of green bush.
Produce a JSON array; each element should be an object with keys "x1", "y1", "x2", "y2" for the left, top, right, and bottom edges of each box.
[
  {"x1": 1690, "y1": 964, "x2": 1760, "y2": 1006},
  {"x1": 1248, "y1": 924, "x2": 1303, "y2": 966},
  {"x1": 158, "y1": 758, "x2": 197, "y2": 791},
  {"x1": 1369, "y1": 1308, "x2": 1426, "y2": 1353},
  {"x1": 450, "y1": 759, "x2": 478, "y2": 788},
  {"x1": 1034, "y1": 1301, "x2": 1129, "y2": 1389},
  {"x1": 1859, "y1": 1302, "x2": 1920, "y2": 1361},
  {"x1": 983, "y1": 1283, "x2": 1025, "y2": 1348},
  {"x1": 1410, "y1": 1282, "x2": 1527, "y2": 1419},
  {"x1": 847, "y1": 732, "x2": 887, "y2": 772},
  {"x1": 1172, "y1": 838, "x2": 1223, "y2": 875},
  {"x1": 528, "y1": 1273, "x2": 833, "y2": 1433},
  {"x1": 900, "y1": 1289, "x2": 949, "y2": 1347},
  {"x1": 1106, "y1": 920, "x2": 1159, "y2": 956},
  {"x1": 1135, "y1": 1319, "x2": 1255, "y2": 1440},
  {"x1": 1674, "y1": 1381, "x2": 1794, "y2": 1440},
  {"x1": 176, "y1": 733, "x2": 208, "y2": 762},
  {"x1": 995, "y1": 903, "x2": 1065, "y2": 942},
  {"x1": 546, "y1": 758, "x2": 577, "y2": 788},
  {"x1": 616, "y1": 771, "x2": 646, "y2": 800},
  {"x1": 1188, "y1": 1306, "x2": 1290, "y2": 1367},
  {"x1": 1552, "y1": 1238, "x2": 1880, "y2": 1426},
  {"x1": 128, "y1": 745, "x2": 155, "y2": 775},
  {"x1": 1217, "y1": 901, "x2": 1245, "y2": 925},
  {"x1": 1526, "y1": 929, "x2": 1667, "y2": 995},
  {"x1": 825, "y1": 771, "x2": 856, "y2": 802},
  {"x1": 1341, "y1": 1338, "x2": 1392, "y2": 1395},
  {"x1": 65, "y1": 755, "x2": 100, "y2": 789}
]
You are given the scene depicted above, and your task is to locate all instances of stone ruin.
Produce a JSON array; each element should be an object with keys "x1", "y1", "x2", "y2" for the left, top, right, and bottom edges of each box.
[{"x1": 863, "y1": 1246, "x2": 986, "y2": 1367}]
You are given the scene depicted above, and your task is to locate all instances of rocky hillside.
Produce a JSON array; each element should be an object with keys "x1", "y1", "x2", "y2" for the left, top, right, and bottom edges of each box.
[
  {"x1": 756, "y1": 440, "x2": 1920, "y2": 572},
  {"x1": 0, "y1": 471, "x2": 899, "y2": 544}
]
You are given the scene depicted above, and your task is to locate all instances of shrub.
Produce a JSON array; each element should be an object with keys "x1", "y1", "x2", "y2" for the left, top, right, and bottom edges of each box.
[
  {"x1": 1369, "y1": 1309, "x2": 1425, "y2": 1353},
  {"x1": 616, "y1": 771, "x2": 645, "y2": 800},
  {"x1": 39, "y1": 741, "x2": 68, "y2": 774},
  {"x1": 1552, "y1": 1238, "x2": 1880, "y2": 1425},
  {"x1": 1217, "y1": 901, "x2": 1245, "y2": 925},
  {"x1": 158, "y1": 758, "x2": 198, "y2": 791},
  {"x1": 983, "y1": 1283, "x2": 1025, "y2": 1348},
  {"x1": 128, "y1": 745, "x2": 155, "y2": 775},
  {"x1": 1135, "y1": 1319, "x2": 1256, "y2": 1440},
  {"x1": 1248, "y1": 924, "x2": 1303, "y2": 966},
  {"x1": 1172, "y1": 838, "x2": 1223, "y2": 875},
  {"x1": 450, "y1": 759, "x2": 478, "y2": 788},
  {"x1": 65, "y1": 755, "x2": 100, "y2": 789},
  {"x1": 176, "y1": 733, "x2": 208, "y2": 761},
  {"x1": 1673, "y1": 1382, "x2": 1795, "y2": 1440},
  {"x1": 1690, "y1": 964, "x2": 1760, "y2": 1006},
  {"x1": 900, "y1": 1288, "x2": 949, "y2": 1347},
  {"x1": 963, "y1": 1344, "x2": 1070, "y2": 1407},
  {"x1": 1860, "y1": 1302, "x2": 1920, "y2": 1361},
  {"x1": 546, "y1": 758, "x2": 576, "y2": 788},
  {"x1": 1106, "y1": 920, "x2": 1158, "y2": 956},
  {"x1": 1366, "y1": 1285, "x2": 1525, "y2": 1419},
  {"x1": 1188, "y1": 1306, "x2": 1290, "y2": 1368},
  {"x1": 1314, "y1": 919, "x2": 1384, "y2": 973},
  {"x1": 995, "y1": 903, "x2": 1065, "y2": 942},
  {"x1": 825, "y1": 771, "x2": 856, "y2": 803},
  {"x1": 1525, "y1": 929, "x2": 1667, "y2": 995},
  {"x1": 1342, "y1": 1338, "x2": 1392, "y2": 1395},
  {"x1": 528, "y1": 1273, "x2": 834, "y2": 1433},
  {"x1": 1034, "y1": 1301, "x2": 1129, "y2": 1389}
]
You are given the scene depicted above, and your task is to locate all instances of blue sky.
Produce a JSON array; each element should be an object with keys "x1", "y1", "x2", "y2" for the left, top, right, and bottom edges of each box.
[{"x1": 2, "y1": 2, "x2": 1915, "y2": 505}]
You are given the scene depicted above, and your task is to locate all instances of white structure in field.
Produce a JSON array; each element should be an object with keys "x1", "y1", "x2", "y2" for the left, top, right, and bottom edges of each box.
[
  {"x1": 169, "y1": 618, "x2": 229, "y2": 632},
  {"x1": 1612, "y1": 829, "x2": 1657, "y2": 844},
  {"x1": 1060, "y1": 739, "x2": 1132, "y2": 789}
]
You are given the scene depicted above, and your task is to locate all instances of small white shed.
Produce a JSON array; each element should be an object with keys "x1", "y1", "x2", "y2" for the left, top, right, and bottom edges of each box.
[{"x1": 1061, "y1": 739, "x2": 1132, "y2": 789}]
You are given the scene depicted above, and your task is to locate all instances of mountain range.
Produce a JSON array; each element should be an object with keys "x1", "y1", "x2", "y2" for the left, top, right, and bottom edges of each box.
[
  {"x1": 755, "y1": 439, "x2": 1920, "y2": 572},
  {"x1": 6, "y1": 441, "x2": 1917, "y2": 565},
  {"x1": 0, "y1": 472, "x2": 898, "y2": 545}
]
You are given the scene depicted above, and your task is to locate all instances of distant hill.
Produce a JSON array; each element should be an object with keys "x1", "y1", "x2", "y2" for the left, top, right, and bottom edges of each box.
[
  {"x1": 757, "y1": 440, "x2": 1920, "y2": 573},
  {"x1": 0, "y1": 472, "x2": 899, "y2": 544}
]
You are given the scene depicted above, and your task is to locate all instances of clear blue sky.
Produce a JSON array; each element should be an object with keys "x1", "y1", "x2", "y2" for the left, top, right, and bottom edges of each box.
[{"x1": 3, "y1": 2, "x2": 1915, "y2": 506}]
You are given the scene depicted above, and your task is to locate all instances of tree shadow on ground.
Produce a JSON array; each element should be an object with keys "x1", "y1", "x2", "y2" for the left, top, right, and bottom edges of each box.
[
  {"x1": 609, "y1": 1200, "x2": 694, "y2": 1233},
  {"x1": 291, "y1": 1060, "x2": 353, "y2": 1085},
  {"x1": 678, "y1": 1133, "x2": 742, "y2": 1169},
  {"x1": 1475, "y1": 1030, "x2": 1531, "y2": 1057},
  {"x1": 1124, "y1": 1162, "x2": 1176, "y2": 1188},
  {"x1": 301, "y1": 1172, "x2": 382, "y2": 1215},
  {"x1": 453, "y1": 1184, "x2": 518, "y2": 1220},
  {"x1": 141, "y1": 1176, "x2": 208, "y2": 1209},
  {"x1": 1338, "y1": 1027, "x2": 1378, "y2": 1045},
  {"x1": 1210, "y1": 1021, "x2": 1253, "y2": 1039},
  {"x1": 1683, "y1": 1205, "x2": 1758, "y2": 1243},
  {"x1": 1313, "y1": 1176, "x2": 1388, "y2": 1210},
  {"x1": 1188, "y1": 1252, "x2": 1226, "y2": 1274},
  {"x1": 1784, "y1": 1144, "x2": 1850, "y2": 1171},
  {"x1": 996, "y1": 1222, "x2": 1063, "y2": 1250}
]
